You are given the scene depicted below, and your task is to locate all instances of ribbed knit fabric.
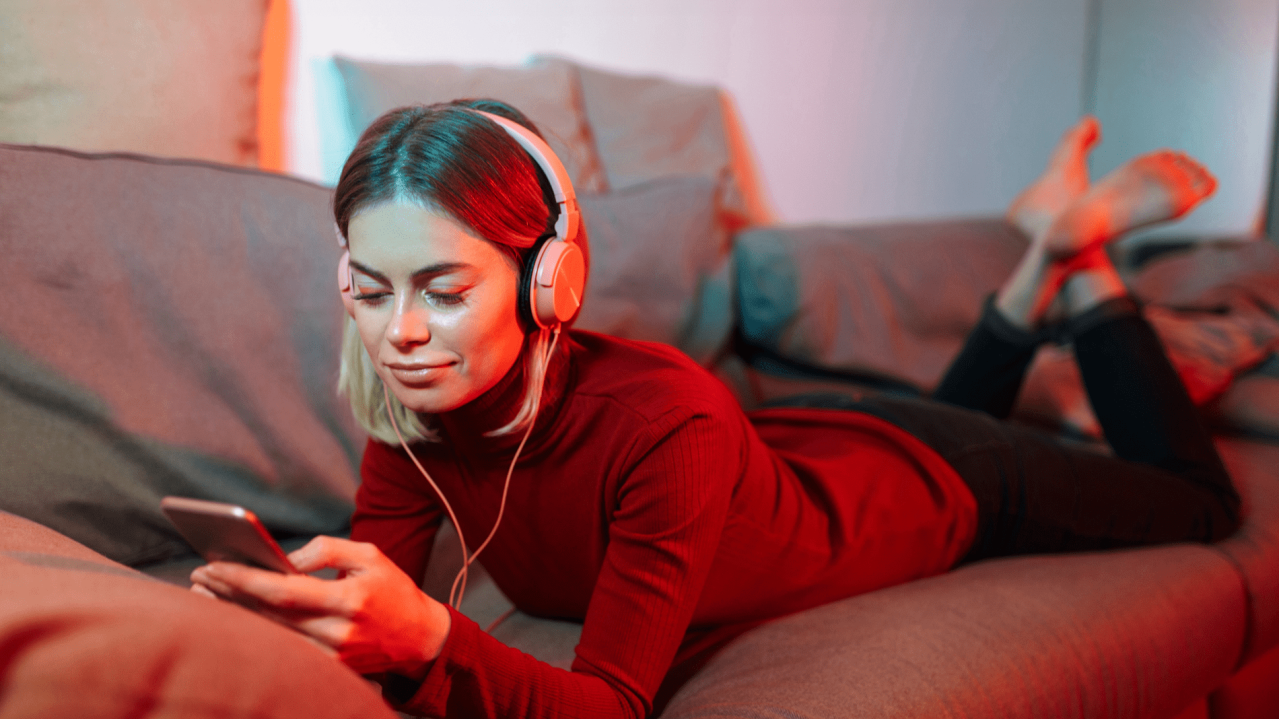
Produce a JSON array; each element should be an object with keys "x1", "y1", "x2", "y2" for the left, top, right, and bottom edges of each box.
[{"x1": 351, "y1": 330, "x2": 977, "y2": 719}]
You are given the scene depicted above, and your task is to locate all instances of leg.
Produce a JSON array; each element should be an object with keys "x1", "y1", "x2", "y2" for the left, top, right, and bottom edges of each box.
[
  {"x1": 935, "y1": 124, "x2": 1219, "y2": 417},
  {"x1": 933, "y1": 117, "x2": 1100, "y2": 417},
  {"x1": 848, "y1": 392, "x2": 1239, "y2": 561},
  {"x1": 928, "y1": 129, "x2": 1238, "y2": 555}
]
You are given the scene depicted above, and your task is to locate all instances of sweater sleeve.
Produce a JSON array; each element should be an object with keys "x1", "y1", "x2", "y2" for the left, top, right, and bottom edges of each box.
[
  {"x1": 351, "y1": 438, "x2": 445, "y2": 585},
  {"x1": 391, "y1": 408, "x2": 742, "y2": 719}
]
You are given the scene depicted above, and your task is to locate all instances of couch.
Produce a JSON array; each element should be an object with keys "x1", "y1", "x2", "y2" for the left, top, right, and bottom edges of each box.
[{"x1": 3, "y1": 48, "x2": 1279, "y2": 719}]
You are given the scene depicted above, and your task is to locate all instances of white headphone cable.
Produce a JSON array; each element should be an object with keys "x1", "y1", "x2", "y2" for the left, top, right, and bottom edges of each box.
[
  {"x1": 451, "y1": 325, "x2": 562, "y2": 606},
  {"x1": 384, "y1": 324, "x2": 563, "y2": 611}
]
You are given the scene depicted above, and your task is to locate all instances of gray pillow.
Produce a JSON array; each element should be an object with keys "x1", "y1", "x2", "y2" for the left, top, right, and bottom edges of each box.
[
  {"x1": 0, "y1": 144, "x2": 362, "y2": 565},
  {"x1": 576, "y1": 176, "x2": 734, "y2": 366},
  {"x1": 734, "y1": 218, "x2": 1027, "y2": 390},
  {"x1": 333, "y1": 55, "x2": 609, "y2": 195}
]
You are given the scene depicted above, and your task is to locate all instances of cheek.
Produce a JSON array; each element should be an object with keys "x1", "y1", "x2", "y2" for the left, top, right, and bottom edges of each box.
[
  {"x1": 354, "y1": 311, "x2": 389, "y2": 360},
  {"x1": 458, "y1": 301, "x2": 526, "y2": 369}
]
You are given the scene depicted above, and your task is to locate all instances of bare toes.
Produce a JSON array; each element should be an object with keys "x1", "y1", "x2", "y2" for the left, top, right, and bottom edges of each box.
[
  {"x1": 1174, "y1": 153, "x2": 1217, "y2": 196},
  {"x1": 1050, "y1": 115, "x2": 1102, "y2": 167}
]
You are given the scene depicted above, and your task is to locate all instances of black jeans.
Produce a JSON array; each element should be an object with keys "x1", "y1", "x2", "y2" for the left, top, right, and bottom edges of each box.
[{"x1": 781, "y1": 297, "x2": 1242, "y2": 562}]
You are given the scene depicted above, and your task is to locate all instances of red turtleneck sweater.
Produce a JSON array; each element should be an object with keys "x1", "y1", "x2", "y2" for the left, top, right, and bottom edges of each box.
[{"x1": 351, "y1": 330, "x2": 977, "y2": 719}]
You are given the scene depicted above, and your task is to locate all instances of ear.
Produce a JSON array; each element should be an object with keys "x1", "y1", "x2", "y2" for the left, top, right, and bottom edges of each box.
[{"x1": 337, "y1": 250, "x2": 355, "y2": 319}]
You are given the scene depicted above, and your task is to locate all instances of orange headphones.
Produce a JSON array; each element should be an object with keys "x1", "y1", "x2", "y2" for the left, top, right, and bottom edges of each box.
[{"x1": 337, "y1": 109, "x2": 586, "y2": 331}]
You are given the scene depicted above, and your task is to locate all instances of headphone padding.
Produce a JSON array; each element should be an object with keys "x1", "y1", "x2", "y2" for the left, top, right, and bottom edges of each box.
[
  {"x1": 338, "y1": 250, "x2": 355, "y2": 319},
  {"x1": 516, "y1": 238, "x2": 546, "y2": 331}
]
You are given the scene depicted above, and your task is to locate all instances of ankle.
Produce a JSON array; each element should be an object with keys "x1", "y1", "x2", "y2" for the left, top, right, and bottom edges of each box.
[
  {"x1": 995, "y1": 242, "x2": 1064, "y2": 327},
  {"x1": 1062, "y1": 248, "x2": 1128, "y2": 317}
]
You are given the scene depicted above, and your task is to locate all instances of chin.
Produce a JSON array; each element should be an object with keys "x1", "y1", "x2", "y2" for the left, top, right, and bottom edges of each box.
[{"x1": 396, "y1": 389, "x2": 467, "y2": 415}]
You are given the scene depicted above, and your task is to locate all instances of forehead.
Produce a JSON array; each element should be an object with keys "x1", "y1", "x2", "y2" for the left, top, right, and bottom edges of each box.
[{"x1": 347, "y1": 202, "x2": 505, "y2": 270}]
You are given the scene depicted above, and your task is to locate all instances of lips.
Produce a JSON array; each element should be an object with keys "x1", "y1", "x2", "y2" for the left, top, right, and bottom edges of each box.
[{"x1": 385, "y1": 361, "x2": 455, "y2": 386}]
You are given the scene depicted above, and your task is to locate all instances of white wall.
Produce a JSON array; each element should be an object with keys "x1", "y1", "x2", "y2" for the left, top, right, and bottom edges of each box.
[
  {"x1": 285, "y1": 0, "x2": 1277, "y2": 234},
  {"x1": 1090, "y1": 0, "x2": 1279, "y2": 239}
]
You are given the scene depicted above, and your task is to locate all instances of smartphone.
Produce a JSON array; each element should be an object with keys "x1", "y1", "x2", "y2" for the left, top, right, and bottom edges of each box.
[{"x1": 160, "y1": 496, "x2": 300, "y2": 574}]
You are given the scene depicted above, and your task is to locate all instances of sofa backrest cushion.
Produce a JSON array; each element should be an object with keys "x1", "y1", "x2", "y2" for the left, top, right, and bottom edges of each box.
[
  {"x1": 333, "y1": 55, "x2": 609, "y2": 195},
  {"x1": 733, "y1": 218, "x2": 1027, "y2": 391},
  {"x1": 0, "y1": 0, "x2": 266, "y2": 166},
  {"x1": 0, "y1": 144, "x2": 361, "y2": 566}
]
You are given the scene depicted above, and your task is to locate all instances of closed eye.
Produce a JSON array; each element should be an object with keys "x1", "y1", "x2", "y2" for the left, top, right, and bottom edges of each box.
[
  {"x1": 427, "y1": 291, "x2": 466, "y2": 307},
  {"x1": 352, "y1": 290, "x2": 391, "y2": 303}
]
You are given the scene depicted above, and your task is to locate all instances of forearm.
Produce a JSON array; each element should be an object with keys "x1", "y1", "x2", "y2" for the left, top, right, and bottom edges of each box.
[{"x1": 386, "y1": 607, "x2": 643, "y2": 719}]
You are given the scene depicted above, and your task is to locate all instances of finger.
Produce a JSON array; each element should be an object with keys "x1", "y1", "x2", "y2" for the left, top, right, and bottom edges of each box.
[
  {"x1": 200, "y1": 561, "x2": 349, "y2": 615},
  {"x1": 190, "y1": 583, "x2": 218, "y2": 599},
  {"x1": 288, "y1": 613, "x2": 355, "y2": 649},
  {"x1": 288, "y1": 535, "x2": 382, "y2": 574}
]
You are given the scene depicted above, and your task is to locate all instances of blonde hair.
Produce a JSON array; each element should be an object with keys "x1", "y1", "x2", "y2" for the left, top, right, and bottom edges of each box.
[{"x1": 338, "y1": 317, "x2": 556, "y2": 444}]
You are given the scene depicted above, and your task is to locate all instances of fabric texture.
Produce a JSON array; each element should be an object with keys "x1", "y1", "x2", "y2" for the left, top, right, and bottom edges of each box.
[
  {"x1": 0, "y1": 0, "x2": 265, "y2": 165},
  {"x1": 0, "y1": 510, "x2": 397, "y2": 719},
  {"x1": 0, "y1": 144, "x2": 361, "y2": 565},
  {"x1": 928, "y1": 301, "x2": 1239, "y2": 557},
  {"x1": 333, "y1": 55, "x2": 609, "y2": 195},
  {"x1": 1017, "y1": 241, "x2": 1279, "y2": 438},
  {"x1": 734, "y1": 218, "x2": 1029, "y2": 391},
  {"x1": 573, "y1": 61, "x2": 766, "y2": 228},
  {"x1": 574, "y1": 176, "x2": 735, "y2": 365},
  {"x1": 733, "y1": 222, "x2": 1279, "y2": 442},
  {"x1": 1216, "y1": 439, "x2": 1279, "y2": 665},
  {"x1": 351, "y1": 330, "x2": 976, "y2": 719},
  {"x1": 661, "y1": 544, "x2": 1245, "y2": 719}
]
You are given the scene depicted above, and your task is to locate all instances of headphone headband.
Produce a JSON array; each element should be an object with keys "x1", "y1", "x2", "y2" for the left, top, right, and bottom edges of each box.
[
  {"x1": 472, "y1": 109, "x2": 585, "y2": 330},
  {"x1": 338, "y1": 107, "x2": 586, "y2": 330},
  {"x1": 472, "y1": 110, "x2": 579, "y2": 245}
]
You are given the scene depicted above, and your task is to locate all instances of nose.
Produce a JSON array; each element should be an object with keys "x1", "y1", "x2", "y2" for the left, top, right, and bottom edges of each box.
[{"x1": 385, "y1": 294, "x2": 431, "y2": 348}]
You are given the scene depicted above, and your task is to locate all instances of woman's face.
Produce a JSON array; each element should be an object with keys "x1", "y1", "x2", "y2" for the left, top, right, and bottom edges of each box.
[{"x1": 346, "y1": 201, "x2": 526, "y2": 414}]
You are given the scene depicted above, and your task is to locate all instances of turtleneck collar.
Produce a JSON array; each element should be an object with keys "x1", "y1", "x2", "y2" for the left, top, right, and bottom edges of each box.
[{"x1": 434, "y1": 333, "x2": 572, "y2": 456}]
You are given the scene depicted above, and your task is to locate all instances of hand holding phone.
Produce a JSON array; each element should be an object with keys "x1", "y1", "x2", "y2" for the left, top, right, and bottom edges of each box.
[{"x1": 161, "y1": 496, "x2": 300, "y2": 574}]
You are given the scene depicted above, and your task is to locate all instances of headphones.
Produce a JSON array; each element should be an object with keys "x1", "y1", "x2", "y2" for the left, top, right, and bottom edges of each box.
[{"x1": 337, "y1": 109, "x2": 586, "y2": 331}]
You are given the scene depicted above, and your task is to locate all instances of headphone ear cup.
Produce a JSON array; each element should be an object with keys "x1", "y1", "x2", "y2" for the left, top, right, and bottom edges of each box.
[
  {"x1": 531, "y1": 240, "x2": 586, "y2": 328},
  {"x1": 338, "y1": 250, "x2": 355, "y2": 319}
]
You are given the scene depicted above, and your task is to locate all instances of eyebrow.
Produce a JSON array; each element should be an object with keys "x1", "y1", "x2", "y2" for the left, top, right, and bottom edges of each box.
[{"x1": 347, "y1": 258, "x2": 473, "y2": 284}]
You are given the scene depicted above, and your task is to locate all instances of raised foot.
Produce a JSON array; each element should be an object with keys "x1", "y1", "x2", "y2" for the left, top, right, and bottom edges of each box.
[
  {"x1": 1042, "y1": 149, "x2": 1217, "y2": 259},
  {"x1": 1006, "y1": 115, "x2": 1101, "y2": 241}
]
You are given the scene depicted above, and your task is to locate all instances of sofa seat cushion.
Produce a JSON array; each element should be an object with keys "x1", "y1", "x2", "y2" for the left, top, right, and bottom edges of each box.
[
  {"x1": 1215, "y1": 438, "x2": 1279, "y2": 665},
  {"x1": 662, "y1": 544, "x2": 1245, "y2": 719},
  {"x1": 0, "y1": 510, "x2": 395, "y2": 719}
]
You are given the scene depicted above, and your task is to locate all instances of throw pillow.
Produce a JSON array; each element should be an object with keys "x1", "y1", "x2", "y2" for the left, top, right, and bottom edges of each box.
[
  {"x1": 575, "y1": 175, "x2": 735, "y2": 366},
  {"x1": 0, "y1": 0, "x2": 266, "y2": 165},
  {"x1": 574, "y1": 60, "x2": 770, "y2": 228},
  {"x1": 333, "y1": 55, "x2": 608, "y2": 195}
]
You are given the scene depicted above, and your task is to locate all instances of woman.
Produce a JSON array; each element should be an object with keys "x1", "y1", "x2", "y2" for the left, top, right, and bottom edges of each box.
[{"x1": 191, "y1": 101, "x2": 1239, "y2": 719}]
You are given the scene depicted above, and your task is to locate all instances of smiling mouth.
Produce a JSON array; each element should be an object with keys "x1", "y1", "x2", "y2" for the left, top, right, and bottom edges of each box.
[{"x1": 386, "y1": 362, "x2": 455, "y2": 385}]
